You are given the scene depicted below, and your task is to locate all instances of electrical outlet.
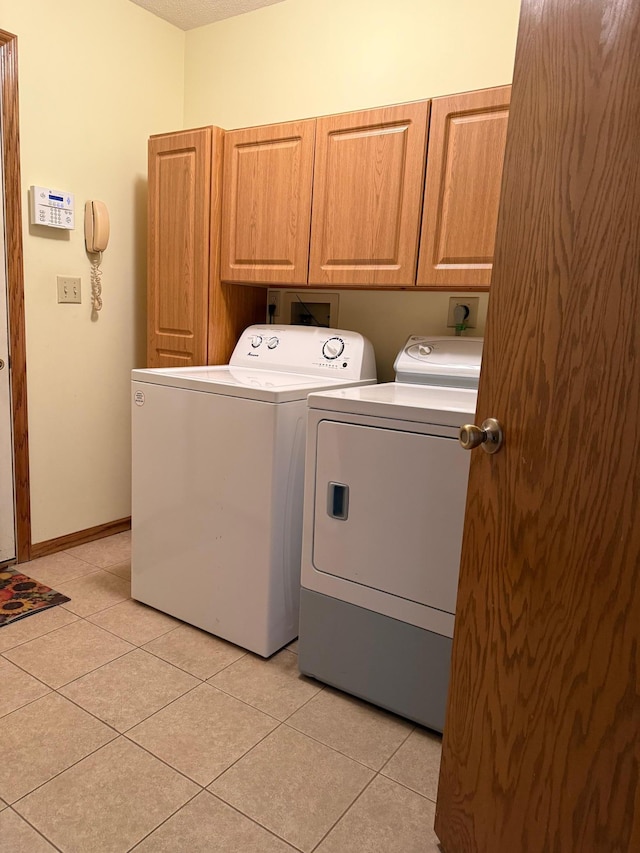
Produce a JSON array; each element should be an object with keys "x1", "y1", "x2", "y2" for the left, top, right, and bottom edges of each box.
[
  {"x1": 447, "y1": 296, "x2": 479, "y2": 329},
  {"x1": 267, "y1": 289, "x2": 280, "y2": 316},
  {"x1": 57, "y1": 276, "x2": 81, "y2": 304}
]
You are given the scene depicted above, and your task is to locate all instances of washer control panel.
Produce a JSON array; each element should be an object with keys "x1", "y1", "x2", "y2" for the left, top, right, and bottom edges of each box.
[{"x1": 230, "y1": 326, "x2": 376, "y2": 381}]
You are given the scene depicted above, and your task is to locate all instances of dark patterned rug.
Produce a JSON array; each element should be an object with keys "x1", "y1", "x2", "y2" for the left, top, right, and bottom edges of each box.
[{"x1": 0, "y1": 568, "x2": 70, "y2": 627}]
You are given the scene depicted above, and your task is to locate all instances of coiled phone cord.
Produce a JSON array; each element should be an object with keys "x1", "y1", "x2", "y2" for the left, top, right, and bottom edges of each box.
[{"x1": 90, "y1": 253, "x2": 103, "y2": 312}]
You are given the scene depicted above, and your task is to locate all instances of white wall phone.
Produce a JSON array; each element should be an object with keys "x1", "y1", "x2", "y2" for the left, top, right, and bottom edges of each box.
[
  {"x1": 84, "y1": 200, "x2": 110, "y2": 312},
  {"x1": 85, "y1": 200, "x2": 109, "y2": 253}
]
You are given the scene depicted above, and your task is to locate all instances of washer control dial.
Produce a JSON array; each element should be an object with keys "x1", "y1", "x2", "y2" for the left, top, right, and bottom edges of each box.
[
  {"x1": 322, "y1": 337, "x2": 345, "y2": 360},
  {"x1": 250, "y1": 335, "x2": 263, "y2": 348},
  {"x1": 267, "y1": 336, "x2": 279, "y2": 350}
]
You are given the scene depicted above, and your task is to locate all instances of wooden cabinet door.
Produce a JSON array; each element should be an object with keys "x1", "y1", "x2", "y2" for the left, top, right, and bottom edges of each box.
[
  {"x1": 147, "y1": 127, "x2": 216, "y2": 367},
  {"x1": 308, "y1": 101, "x2": 430, "y2": 287},
  {"x1": 417, "y1": 86, "x2": 511, "y2": 288},
  {"x1": 220, "y1": 120, "x2": 315, "y2": 285}
]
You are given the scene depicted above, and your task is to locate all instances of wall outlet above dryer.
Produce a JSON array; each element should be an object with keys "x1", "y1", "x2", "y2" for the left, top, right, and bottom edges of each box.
[{"x1": 447, "y1": 297, "x2": 479, "y2": 329}]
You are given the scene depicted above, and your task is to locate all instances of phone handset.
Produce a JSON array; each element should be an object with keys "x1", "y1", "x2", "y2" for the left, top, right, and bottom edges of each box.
[{"x1": 84, "y1": 200, "x2": 110, "y2": 312}]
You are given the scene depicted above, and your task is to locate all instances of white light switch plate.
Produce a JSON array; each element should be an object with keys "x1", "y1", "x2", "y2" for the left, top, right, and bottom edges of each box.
[{"x1": 57, "y1": 276, "x2": 81, "y2": 304}]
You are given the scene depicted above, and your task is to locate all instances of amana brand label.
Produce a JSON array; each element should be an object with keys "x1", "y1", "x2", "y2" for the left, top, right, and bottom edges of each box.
[{"x1": 134, "y1": 390, "x2": 145, "y2": 407}]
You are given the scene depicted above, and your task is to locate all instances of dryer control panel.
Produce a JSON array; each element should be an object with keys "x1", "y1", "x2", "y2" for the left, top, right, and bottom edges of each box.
[{"x1": 394, "y1": 336, "x2": 483, "y2": 388}]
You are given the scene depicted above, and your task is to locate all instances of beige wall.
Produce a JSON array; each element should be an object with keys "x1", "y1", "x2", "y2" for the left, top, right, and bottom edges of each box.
[
  {"x1": 184, "y1": 0, "x2": 520, "y2": 127},
  {"x1": 184, "y1": 0, "x2": 520, "y2": 380},
  {"x1": 0, "y1": 0, "x2": 184, "y2": 542}
]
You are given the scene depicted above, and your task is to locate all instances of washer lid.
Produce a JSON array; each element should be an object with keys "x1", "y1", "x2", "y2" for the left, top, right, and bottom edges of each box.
[
  {"x1": 131, "y1": 365, "x2": 375, "y2": 403},
  {"x1": 393, "y1": 336, "x2": 483, "y2": 388}
]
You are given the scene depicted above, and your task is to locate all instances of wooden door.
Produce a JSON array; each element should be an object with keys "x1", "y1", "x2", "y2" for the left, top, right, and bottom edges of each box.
[
  {"x1": 220, "y1": 120, "x2": 315, "y2": 285},
  {"x1": 436, "y1": 2, "x2": 640, "y2": 852},
  {"x1": 0, "y1": 135, "x2": 14, "y2": 562},
  {"x1": 308, "y1": 101, "x2": 429, "y2": 287},
  {"x1": 2, "y1": 31, "x2": 31, "y2": 563},
  {"x1": 147, "y1": 126, "x2": 220, "y2": 367},
  {"x1": 416, "y1": 86, "x2": 510, "y2": 288}
]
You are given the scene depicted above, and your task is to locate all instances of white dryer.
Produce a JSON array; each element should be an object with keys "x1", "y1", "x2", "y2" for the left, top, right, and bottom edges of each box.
[
  {"x1": 131, "y1": 325, "x2": 376, "y2": 658},
  {"x1": 298, "y1": 335, "x2": 482, "y2": 730}
]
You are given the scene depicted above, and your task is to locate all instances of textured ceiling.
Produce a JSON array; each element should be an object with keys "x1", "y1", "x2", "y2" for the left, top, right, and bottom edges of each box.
[{"x1": 129, "y1": 0, "x2": 286, "y2": 31}]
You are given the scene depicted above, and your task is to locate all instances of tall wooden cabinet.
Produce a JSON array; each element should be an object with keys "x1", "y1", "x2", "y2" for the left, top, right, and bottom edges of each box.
[
  {"x1": 147, "y1": 126, "x2": 265, "y2": 368},
  {"x1": 147, "y1": 127, "x2": 216, "y2": 367},
  {"x1": 416, "y1": 86, "x2": 511, "y2": 287},
  {"x1": 220, "y1": 120, "x2": 316, "y2": 285},
  {"x1": 308, "y1": 101, "x2": 430, "y2": 286}
]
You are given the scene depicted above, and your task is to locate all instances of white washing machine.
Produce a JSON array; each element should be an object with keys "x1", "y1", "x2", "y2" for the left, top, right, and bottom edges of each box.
[
  {"x1": 131, "y1": 325, "x2": 376, "y2": 658},
  {"x1": 298, "y1": 335, "x2": 482, "y2": 730}
]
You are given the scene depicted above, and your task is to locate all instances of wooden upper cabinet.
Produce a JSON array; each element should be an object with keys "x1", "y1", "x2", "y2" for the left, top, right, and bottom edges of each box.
[
  {"x1": 147, "y1": 126, "x2": 222, "y2": 367},
  {"x1": 220, "y1": 120, "x2": 315, "y2": 285},
  {"x1": 416, "y1": 85, "x2": 511, "y2": 288},
  {"x1": 308, "y1": 101, "x2": 430, "y2": 287}
]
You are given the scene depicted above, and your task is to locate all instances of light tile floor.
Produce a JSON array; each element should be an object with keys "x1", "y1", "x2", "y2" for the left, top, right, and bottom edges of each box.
[{"x1": 0, "y1": 532, "x2": 443, "y2": 852}]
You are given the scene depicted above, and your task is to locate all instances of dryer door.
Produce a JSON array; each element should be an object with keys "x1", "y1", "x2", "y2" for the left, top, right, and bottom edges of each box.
[{"x1": 312, "y1": 421, "x2": 470, "y2": 613}]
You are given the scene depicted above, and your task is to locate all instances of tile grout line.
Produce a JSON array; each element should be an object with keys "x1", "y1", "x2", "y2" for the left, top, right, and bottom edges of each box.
[
  {"x1": 377, "y1": 722, "x2": 417, "y2": 772},
  {"x1": 5, "y1": 805, "x2": 65, "y2": 852},
  {"x1": 119, "y1": 679, "x2": 205, "y2": 734},
  {"x1": 9, "y1": 733, "x2": 121, "y2": 811},
  {"x1": 138, "y1": 634, "x2": 252, "y2": 681},
  {"x1": 22, "y1": 546, "x2": 110, "y2": 576},
  {"x1": 2, "y1": 611, "x2": 138, "y2": 693},
  {"x1": 9, "y1": 731, "x2": 204, "y2": 819},
  {"x1": 276, "y1": 718, "x2": 416, "y2": 777},
  {"x1": 0, "y1": 654, "x2": 58, "y2": 690},
  {"x1": 210, "y1": 790, "x2": 308, "y2": 853},
  {"x1": 126, "y1": 787, "x2": 204, "y2": 852},
  {"x1": 65, "y1": 648, "x2": 196, "y2": 689},
  {"x1": 119, "y1": 729, "x2": 211, "y2": 789},
  {"x1": 124, "y1": 715, "x2": 297, "y2": 809},
  {"x1": 26, "y1": 567, "x2": 101, "y2": 587},
  {"x1": 57, "y1": 574, "x2": 132, "y2": 619},
  {"x1": 126, "y1": 788, "x2": 306, "y2": 853},
  {"x1": 0, "y1": 614, "x2": 80, "y2": 657},
  {"x1": 309, "y1": 769, "x2": 380, "y2": 852},
  {"x1": 85, "y1": 611, "x2": 183, "y2": 646},
  {"x1": 54, "y1": 659, "x2": 203, "y2": 731}
]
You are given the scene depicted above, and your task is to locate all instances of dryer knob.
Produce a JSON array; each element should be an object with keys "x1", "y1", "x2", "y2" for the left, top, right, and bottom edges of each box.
[
  {"x1": 267, "y1": 336, "x2": 280, "y2": 349},
  {"x1": 250, "y1": 335, "x2": 263, "y2": 348}
]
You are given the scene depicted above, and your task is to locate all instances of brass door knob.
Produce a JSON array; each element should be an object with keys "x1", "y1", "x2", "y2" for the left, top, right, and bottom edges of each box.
[{"x1": 459, "y1": 418, "x2": 504, "y2": 454}]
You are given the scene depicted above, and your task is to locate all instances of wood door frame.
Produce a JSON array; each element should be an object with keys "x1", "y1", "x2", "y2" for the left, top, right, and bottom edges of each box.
[{"x1": 0, "y1": 29, "x2": 31, "y2": 563}]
